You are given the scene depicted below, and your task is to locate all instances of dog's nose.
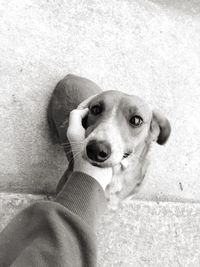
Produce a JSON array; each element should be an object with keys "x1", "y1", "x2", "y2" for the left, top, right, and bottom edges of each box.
[{"x1": 86, "y1": 140, "x2": 111, "y2": 162}]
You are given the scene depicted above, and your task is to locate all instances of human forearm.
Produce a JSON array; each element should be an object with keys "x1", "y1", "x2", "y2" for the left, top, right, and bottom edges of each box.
[{"x1": 0, "y1": 172, "x2": 106, "y2": 267}]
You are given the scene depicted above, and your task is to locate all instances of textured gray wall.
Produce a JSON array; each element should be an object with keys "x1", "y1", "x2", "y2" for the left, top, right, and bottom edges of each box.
[{"x1": 0, "y1": 0, "x2": 200, "y2": 203}]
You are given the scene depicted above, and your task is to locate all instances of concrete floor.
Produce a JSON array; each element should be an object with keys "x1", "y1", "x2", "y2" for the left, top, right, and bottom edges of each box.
[
  {"x1": 1, "y1": 0, "x2": 200, "y2": 265},
  {"x1": 1, "y1": 193, "x2": 200, "y2": 267}
]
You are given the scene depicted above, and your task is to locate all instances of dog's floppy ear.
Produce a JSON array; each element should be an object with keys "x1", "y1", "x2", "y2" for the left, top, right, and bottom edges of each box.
[{"x1": 150, "y1": 109, "x2": 171, "y2": 145}]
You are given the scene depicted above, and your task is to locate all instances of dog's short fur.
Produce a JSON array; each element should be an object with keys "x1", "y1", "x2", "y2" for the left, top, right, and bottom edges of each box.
[{"x1": 48, "y1": 74, "x2": 171, "y2": 208}]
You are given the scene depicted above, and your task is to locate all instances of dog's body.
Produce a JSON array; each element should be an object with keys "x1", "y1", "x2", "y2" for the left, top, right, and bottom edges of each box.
[{"x1": 48, "y1": 74, "x2": 171, "y2": 208}]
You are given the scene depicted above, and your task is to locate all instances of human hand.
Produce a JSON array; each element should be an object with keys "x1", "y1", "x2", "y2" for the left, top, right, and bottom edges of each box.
[{"x1": 67, "y1": 107, "x2": 112, "y2": 190}]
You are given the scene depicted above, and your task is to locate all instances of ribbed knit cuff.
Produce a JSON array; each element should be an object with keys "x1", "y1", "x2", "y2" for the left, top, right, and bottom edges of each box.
[{"x1": 55, "y1": 172, "x2": 107, "y2": 229}]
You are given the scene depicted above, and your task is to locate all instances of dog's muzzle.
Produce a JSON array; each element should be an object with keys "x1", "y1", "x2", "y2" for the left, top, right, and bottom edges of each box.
[{"x1": 86, "y1": 140, "x2": 111, "y2": 162}]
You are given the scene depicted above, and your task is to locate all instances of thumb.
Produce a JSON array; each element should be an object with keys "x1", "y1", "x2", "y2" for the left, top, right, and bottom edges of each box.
[{"x1": 67, "y1": 108, "x2": 89, "y2": 142}]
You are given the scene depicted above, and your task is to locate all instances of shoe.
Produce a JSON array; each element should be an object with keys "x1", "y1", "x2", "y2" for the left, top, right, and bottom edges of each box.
[{"x1": 47, "y1": 74, "x2": 102, "y2": 193}]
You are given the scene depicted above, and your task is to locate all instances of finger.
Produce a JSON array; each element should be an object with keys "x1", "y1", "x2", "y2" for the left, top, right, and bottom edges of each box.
[
  {"x1": 69, "y1": 108, "x2": 89, "y2": 124},
  {"x1": 69, "y1": 108, "x2": 89, "y2": 125},
  {"x1": 77, "y1": 94, "x2": 98, "y2": 109},
  {"x1": 67, "y1": 108, "x2": 89, "y2": 140}
]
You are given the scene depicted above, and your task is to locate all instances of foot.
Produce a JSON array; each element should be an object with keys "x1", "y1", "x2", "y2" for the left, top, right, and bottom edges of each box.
[{"x1": 47, "y1": 74, "x2": 102, "y2": 192}]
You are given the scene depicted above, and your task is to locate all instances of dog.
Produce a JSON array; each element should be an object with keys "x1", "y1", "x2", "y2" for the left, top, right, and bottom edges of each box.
[{"x1": 48, "y1": 74, "x2": 171, "y2": 208}]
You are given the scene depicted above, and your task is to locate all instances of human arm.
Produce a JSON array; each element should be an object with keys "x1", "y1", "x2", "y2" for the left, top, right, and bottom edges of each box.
[{"x1": 0, "y1": 108, "x2": 112, "y2": 267}]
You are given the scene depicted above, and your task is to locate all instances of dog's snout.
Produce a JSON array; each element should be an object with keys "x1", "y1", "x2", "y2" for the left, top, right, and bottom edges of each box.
[{"x1": 86, "y1": 140, "x2": 111, "y2": 162}]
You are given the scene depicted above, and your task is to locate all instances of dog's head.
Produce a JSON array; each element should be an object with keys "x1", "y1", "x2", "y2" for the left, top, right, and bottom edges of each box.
[{"x1": 78, "y1": 90, "x2": 171, "y2": 207}]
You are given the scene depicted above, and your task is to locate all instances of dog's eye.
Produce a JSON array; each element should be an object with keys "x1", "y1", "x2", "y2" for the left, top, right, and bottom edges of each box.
[
  {"x1": 129, "y1": 115, "x2": 143, "y2": 127},
  {"x1": 90, "y1": 104, "x2": 102, "y2": 115}
]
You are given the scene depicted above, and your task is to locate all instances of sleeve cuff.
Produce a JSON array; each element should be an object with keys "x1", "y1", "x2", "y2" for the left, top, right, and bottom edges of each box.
[{"x1": 55, "y1": 172, "x2": 107, "y2": 229}]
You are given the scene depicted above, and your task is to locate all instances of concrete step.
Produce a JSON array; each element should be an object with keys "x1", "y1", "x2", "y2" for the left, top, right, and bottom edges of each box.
[{"x1": 0, "y1": 193, "x2": 199, "y2": 266}]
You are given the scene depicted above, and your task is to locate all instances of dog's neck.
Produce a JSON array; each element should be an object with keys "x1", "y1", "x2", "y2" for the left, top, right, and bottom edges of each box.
[
  {"x1": 115, "y1": 134, "x2": 153, "y2": 202},
  {"x1": 133, "y1": 130, "x2": 154, "y2": 182}
]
